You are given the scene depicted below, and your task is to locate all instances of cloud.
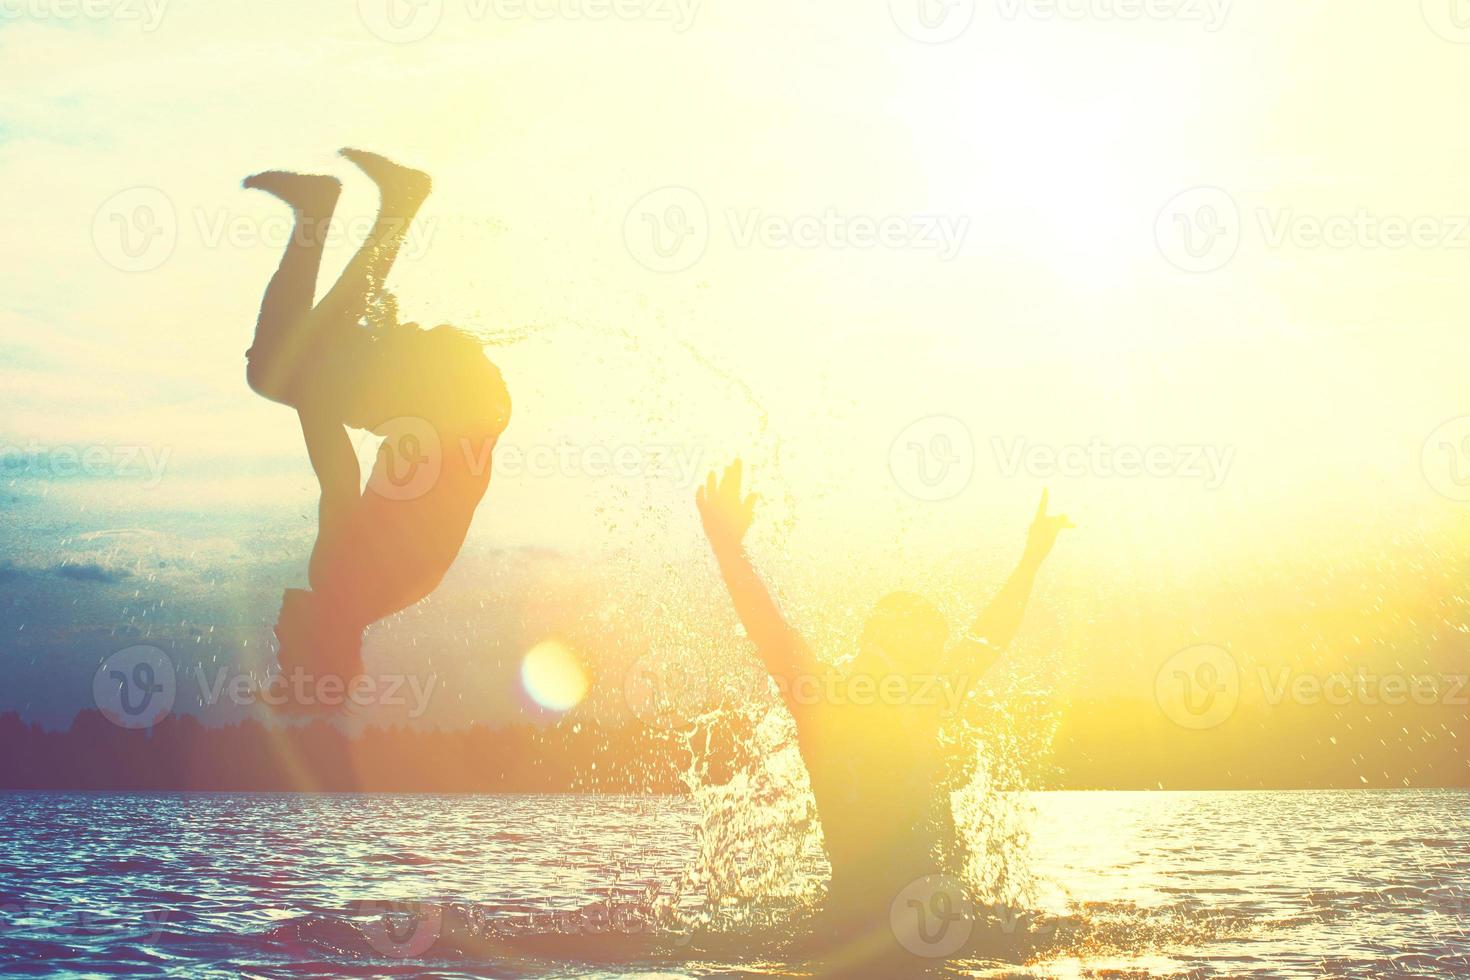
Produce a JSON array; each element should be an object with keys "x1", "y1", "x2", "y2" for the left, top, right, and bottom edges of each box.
[{"x1": 53, "y1": 562, "x2": 130, "y2": 584}]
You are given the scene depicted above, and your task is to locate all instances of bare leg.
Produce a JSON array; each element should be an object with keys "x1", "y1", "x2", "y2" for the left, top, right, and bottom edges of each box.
[
  {"x1": 311, "y1": 148, "x2": 432, "y2": 329},
  {"x1": 243, "y1": 152, "x2": 431, "y2": 427},
  {"x1": 243, "y1": 171, "x2": 342, "y2": 406},
  {"x1": 244, "y1": 172, "x2": 362, "y2": 600}
]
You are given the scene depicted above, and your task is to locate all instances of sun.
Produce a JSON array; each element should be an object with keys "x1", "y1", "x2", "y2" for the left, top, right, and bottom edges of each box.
[{"x1": 521, "y1": 639, "x2": 590, "y2": 713}]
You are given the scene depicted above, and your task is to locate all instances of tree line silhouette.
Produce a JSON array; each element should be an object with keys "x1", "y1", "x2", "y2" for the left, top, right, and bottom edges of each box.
[
  {"x1": 0, "y1": 711, "x2": 691, "y2": 793},
  {"x1": 0, "y1": 692, "x2": 1462, "y2": 793}
]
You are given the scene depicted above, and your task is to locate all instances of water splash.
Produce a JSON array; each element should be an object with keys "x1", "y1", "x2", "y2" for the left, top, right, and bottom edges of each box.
[{"x1": 651, "y1": 674, "x2": 1065, "y2": 959}]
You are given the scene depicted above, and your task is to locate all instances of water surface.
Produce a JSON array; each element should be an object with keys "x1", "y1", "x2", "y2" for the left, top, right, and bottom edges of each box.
[{"x1": 1, "y1": 790, "x2": 1465, "y2": 977}]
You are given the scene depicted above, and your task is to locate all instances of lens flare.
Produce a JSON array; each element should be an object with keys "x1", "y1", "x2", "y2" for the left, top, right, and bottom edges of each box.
[{"x1": 521, "y1": 640, "x2": 589, "y2": 712}]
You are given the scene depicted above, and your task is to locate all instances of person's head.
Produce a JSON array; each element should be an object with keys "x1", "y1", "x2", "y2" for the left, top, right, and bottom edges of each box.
[
  {"x1": 400, "y1": 325, "x2": 511, "y2": 439},
  {"x1": 852, "y1": 591, "x2": 949, "y2": 677},
  {"x1": 273, "y1": 588, "x2": 364, "y2": 677}
]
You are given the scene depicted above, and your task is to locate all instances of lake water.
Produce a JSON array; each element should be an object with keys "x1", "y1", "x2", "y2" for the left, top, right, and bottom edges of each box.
[{"x1": 1, "y1": 790, "x2": 1465, "y2": 977}]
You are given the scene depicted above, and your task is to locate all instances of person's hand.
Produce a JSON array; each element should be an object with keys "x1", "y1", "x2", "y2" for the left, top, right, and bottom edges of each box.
[
  {"x1": 1023, "y1": 489, "x2": 1074, "y2": 565},
  {"x1": 696, "y1": 459, "x2": 757, "y2": 552}
]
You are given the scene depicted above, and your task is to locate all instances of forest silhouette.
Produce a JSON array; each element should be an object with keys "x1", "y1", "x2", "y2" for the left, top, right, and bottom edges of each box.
[{"x1": 1, "y1": 696, "x2": 1462, "y2": 793}]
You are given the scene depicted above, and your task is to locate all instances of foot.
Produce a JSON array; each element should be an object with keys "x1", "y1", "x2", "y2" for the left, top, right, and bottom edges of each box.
[
  {"x1": 339, "y1": 148, "x2": 432, "y2": 206},
  {"x1": 242, "y1": 171, "x2": 341, "y2": 213}
]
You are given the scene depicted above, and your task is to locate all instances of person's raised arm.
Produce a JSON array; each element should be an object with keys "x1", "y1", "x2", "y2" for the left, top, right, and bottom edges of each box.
[
  {"x1": 299, "y1": 409, "x2": 361, "y2": 547},
  {"x1": 696, "y1": 460, "x2": 817, "y2": 697},
  {"x1": 946, "y1": 491, "x2": 1073, "y2": 677}
]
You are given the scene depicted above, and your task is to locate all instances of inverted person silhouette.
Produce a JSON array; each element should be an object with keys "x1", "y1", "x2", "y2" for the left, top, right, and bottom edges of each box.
[
  {"x1": 695, "y1": 459, "x2": 1071, "y2": 968},
  {"x1": 243, "y1": 149, "x2": 510, "y2": 707}
]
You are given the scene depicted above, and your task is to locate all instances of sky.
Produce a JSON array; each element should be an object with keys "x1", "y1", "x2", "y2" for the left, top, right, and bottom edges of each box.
[{"x1": 2, "y1": 0, "x2": 1469, "y2": 769}]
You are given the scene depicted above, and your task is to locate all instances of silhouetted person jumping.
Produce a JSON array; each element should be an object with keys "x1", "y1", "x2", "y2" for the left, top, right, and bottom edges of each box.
[
  {"x1": 695, "y1": 459, "x2": 1071, "y2": 968},
  {"x1": 243, "y1": 149, "x2": 510, "y2": 706}
]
